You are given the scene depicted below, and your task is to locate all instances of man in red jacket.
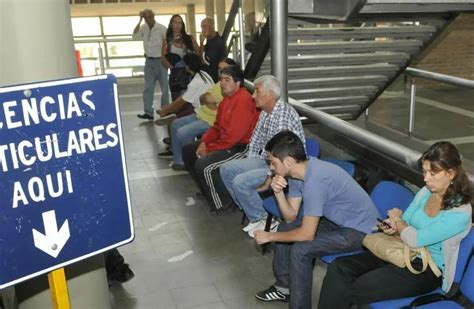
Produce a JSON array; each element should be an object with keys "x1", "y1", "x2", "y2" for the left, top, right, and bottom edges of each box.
[{"x1": 182, "y1": 65, "x2": 259, "y2": 211}]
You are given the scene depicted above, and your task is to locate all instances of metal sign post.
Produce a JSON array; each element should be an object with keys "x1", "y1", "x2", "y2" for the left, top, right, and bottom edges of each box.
[{"x1": 48, "y1": 268, "x2": 70, "y2": 309}]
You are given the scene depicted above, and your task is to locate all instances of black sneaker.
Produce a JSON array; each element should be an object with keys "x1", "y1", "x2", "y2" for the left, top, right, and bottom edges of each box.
[
  {"x1": 171, "y1": 164, "x2": 186, "y2": 171},
  {"x1": 255, "y1": 286, "x2": 289, "y2": 303},
  {"x1": 163, "y1": 137, "x2": 171, "y2": 145},
  {"x1": 157, "y1": 150, "x2": 173, "y2": 159},
  {"x1": 137, "y1": 113, "x2": 154, "y2": 120}
]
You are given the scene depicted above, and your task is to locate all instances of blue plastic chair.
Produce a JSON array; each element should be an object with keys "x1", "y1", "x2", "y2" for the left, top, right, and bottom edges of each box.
[
  {"x1": 370, "y1": 228, "x2": 474, "y2": 308},
  {"x1": 320, "y1": 157, "x2": 355, "y2": 177},
  {"x1": 414, "y1": 255, "x2": 474, "y2": 308},
  {"x1": 319, "y1": 181, "x2": 414, "y2": 264}
]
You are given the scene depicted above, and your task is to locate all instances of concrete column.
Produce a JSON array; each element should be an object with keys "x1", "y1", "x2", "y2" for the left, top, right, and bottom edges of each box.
[
  {"x1": 186, "y1": 4, "x2": 197, "y2": 39},
  {"x1": 0, "y1": 0, "x2": 111, "y2": 308},
  {"x1": 0, "y1": 0, "x2": 77, "y2": 86},
  {"x1": 215, "y1": 0, "x2": 226, "y2": 33},
  {"x1": 205, "y1": 0, "x2": 215, "y2": 19},
  {"x1": 270, "y1": 0, "x2": 288, "y2": 102}
]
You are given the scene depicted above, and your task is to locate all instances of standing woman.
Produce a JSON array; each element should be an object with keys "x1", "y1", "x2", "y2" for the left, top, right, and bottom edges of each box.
[
  {"x1": 162, "y1": 15, "x2": 199, "y2": 101},
  {"x1": 318, "y1": 141, "x2": 472, "y2": 309}
]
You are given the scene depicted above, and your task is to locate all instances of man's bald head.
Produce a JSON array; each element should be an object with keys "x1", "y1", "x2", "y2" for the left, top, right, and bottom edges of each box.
[{"x1": 201, "y1": 17, "x2": 216, "y2": 39}]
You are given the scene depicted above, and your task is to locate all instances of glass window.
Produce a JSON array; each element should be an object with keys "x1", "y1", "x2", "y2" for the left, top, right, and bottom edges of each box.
[
  {"x1": 74, "y1": 42, "x2": 102, "y2": 58},
  {"x1": 156, "y1": 15, "x2": 175, "y2": 29},
  {"x1": 108, "y1": 58, "x2": 145, "y2": 68},
  {"x1": 106, "y1": 41, "x2": 144, "y2": 57},
  {"x1": 71, "y1": 17, "x2": 101, "y2": 37},
  {"x1": 102, "y1": 16, "x2": 140, "y2": 36}
]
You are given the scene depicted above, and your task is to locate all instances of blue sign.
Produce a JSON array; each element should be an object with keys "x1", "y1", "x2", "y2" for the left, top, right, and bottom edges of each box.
[{"x1": 0, "y1": 75, "x2": 133, "y2": 288}]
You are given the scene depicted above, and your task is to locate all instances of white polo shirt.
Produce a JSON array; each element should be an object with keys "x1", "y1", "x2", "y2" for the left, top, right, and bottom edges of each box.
[
  {"x1": 182, "y1": 71, "x2": 214, "y2": 109},
  {"x1": 133, "y1": 22, "x2": 167, "y2": 58}
]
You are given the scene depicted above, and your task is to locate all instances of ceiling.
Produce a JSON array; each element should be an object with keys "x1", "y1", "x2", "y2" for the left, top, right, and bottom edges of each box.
[{"x1": 70, "y1": 0, "x2": 231, "y2": 17}]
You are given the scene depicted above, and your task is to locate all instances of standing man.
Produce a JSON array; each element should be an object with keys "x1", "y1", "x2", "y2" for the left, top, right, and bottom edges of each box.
[
  {"x1": 220, "y1": 75, "x2": 305, "y2": 237},
  {"x1": 254, "y1": 131, "x2": 380, "y2": 308},
  {"x1": 199, "y1": 17, "x2": 226, "y2": 82},
  {"x1": 133, "y1": 9, "x2": 170, "y2": 120}
]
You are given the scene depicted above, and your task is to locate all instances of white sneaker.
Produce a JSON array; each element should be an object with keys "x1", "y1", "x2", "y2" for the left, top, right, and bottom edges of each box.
[
  {"x1": 248, "y1": 219, "x2": 279, "y2": 238},
  {"x1": 242, "y1": 219, "x2": 266, "y2": 232}
]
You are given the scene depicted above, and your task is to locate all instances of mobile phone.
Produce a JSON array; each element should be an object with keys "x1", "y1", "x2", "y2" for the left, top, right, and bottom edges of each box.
[{"x1": 377, "y1": 218, "x2": 391, "y2": 228}]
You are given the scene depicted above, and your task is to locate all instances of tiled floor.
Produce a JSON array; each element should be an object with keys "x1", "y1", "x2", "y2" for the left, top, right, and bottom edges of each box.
[
  {"x1": 110, "y1": 78, "x2": 473, "y2": 309},
  {"x1": 110, "y1": 79, "x2": 326, "y2": 309}
]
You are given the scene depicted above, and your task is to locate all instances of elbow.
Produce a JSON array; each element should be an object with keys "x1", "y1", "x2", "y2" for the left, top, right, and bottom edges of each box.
[{"x1": 300, "y1": 232, "x2": 314, "y2": 242}]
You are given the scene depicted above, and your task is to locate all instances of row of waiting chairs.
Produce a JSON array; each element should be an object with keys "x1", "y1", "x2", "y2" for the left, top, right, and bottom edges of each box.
[{"x1": 258, "y1": 137, "x2": 474, "y2": 307}]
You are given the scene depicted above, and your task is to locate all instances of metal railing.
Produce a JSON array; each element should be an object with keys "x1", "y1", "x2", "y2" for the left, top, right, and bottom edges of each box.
[
  {"x1": 405, "y1": 67, "x2": 474, "y2": 135},
  {"x1": 74, "y1": 37, "x2": 144, "y2": 76}
]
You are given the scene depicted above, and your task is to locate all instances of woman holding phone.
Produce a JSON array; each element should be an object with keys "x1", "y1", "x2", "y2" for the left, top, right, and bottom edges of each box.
[{"x1": 318, "y1": 141, "x2": 472, "y2": 308}]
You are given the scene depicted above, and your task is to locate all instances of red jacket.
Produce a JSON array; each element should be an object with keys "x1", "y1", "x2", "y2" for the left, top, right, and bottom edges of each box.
[{"x1": 201, "y1": 87, "x2": 259, "y2": 152}]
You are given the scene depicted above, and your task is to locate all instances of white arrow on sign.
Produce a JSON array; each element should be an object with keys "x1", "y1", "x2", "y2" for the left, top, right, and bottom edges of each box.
[{"x1": 32, "y1": 210, "x2": 70, "y2": 258}]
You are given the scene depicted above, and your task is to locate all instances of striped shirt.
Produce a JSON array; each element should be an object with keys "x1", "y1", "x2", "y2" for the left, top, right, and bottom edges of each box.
[{"x1": 248, "y1": 100, "x2": 305, "y2": 159}]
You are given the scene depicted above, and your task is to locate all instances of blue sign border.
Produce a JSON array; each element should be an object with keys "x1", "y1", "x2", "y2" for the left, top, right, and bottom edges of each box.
[{"x1": 0, "y1": 75, "x2": 134, "y2": 289}]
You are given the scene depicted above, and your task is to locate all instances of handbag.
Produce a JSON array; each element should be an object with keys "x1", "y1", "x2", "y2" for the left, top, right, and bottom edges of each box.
[
  {"x1": 363, "y1": 233, "x2": 442, "y2": 277},
  {"x1": 169, "y1": 67, "x2": 190, "y2": 92}
]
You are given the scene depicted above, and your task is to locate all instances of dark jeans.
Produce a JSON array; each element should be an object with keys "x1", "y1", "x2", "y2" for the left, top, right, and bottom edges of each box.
[
  {"x1": 318, "y1": 251, "x2": 442, "y2": 309},
  {"x1": 182, "y1": 141, "x2": 247, "y2": 211},
  {"x1": 273, "y1": 218, "x2": 366, "y2": 309}
]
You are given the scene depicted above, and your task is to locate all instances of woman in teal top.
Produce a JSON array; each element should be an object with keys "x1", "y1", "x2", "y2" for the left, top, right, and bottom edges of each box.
[{"x1": 318, "y1": 141, "x2": 472, "y2": 308}]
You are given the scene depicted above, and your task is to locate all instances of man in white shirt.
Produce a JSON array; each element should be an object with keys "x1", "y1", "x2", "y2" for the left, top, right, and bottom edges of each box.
[{"x1": 133, "y1": 9, "x2": 170, "y2": 120}]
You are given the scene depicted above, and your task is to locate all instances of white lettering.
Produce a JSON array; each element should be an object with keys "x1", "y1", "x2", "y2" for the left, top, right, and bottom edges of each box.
[
  {"x1": 35, "y1": 136, "x2": 53, "y2": 162},
  {"x1": 81, "y1": 90, "x2": 95, "y2": 111},
  {"x1": 67, "y1": 131, "x2": 82, "y2": 156},
  {"x1": 4, "y1": 101, "x2": 21, "y2": 129},
  {"x1": 0, "y1": 145, "x2": 9, "y2": 172},
  {"x1": 28, "y1": 177, "x2": 46, "y2": 202},
  {"x1": 39, "y1": 96, "x2": 57, "y2": 122},
  {"x1": 67, "y1": 93, "x2": 82, "y2": 118},
  {"x1": 78, "y1": 128, "x2": 95, "y2": 152},
  {"x1": 17, "y1": 140, "x2": 36, "y2": 166},
  {"x1": 105, "y1": 123, "x2": 119, "y2": 147},
  {"x1": 93, "y1": 125, "x2": 107, "y2": 150},
  {"x1": 22, "y1": 98, "x2": 40, "y2": 126},
  {"x1": 57, "y1": 94, "x2": 66, "y2": 119},
  {"x1": 51, "y1": 134, "x2": 68, "y2": 159},
  {"x1": 12, "y1": 181, "x2": 29, "y2": 208}
]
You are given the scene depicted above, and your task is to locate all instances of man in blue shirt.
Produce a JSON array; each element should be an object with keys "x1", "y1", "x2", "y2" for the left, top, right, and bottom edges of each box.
[{"x1": 254, "y1": 131, "x2": 380, "y2": 309}]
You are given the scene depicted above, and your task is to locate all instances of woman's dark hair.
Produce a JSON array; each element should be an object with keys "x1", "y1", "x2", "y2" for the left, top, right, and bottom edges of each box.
[
  {"x1": 183, "y1": 53, "x2": 213, "y2": 82},
  {"x1": 419, "y1": 141, "x2": 471, "y2": 209},
  {"x1": 166, "y1": 15, "x2": 194, "y2": 52},
  {"x1": 265, "y1": 130, "x2": 307, "y2": 163},
  {"x1": 220, "y1": 65, "x2": 244, "y2": 86},
  {"x1": 183, "y1": 53, "x2": 202, "y2": 73}
]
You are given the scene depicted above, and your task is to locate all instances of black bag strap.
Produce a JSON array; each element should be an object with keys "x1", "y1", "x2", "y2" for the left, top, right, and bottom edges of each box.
[
  {"x1": 400, "y1": 293, "x2": 447, "y2": 308},
  {"x1": 402, "y1": 290, "x2": 474, "y2": 308}
]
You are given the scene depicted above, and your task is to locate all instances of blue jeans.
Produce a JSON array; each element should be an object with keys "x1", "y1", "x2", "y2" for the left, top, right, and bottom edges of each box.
[
  {"x1": 171, "y1": 114, "x2": 209, "y2": 165},
  {"x1": 273, "y1": 218, "x2": 365, "y2": 309},
  {"x1": 143, "y1": 58, "x2": 170, "y2": 116},
  {"x1": 219, "y1": 157, "x2": 269, "y2": 222}
]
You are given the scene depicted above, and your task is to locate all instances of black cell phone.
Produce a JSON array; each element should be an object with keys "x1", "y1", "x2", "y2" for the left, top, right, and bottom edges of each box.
[{"x1": 377, "y1": 218, "x2": 391, "y2": 228}]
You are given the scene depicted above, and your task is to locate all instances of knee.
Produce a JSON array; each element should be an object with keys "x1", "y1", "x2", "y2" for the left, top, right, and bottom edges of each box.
[
  {"x1": 290, "y1": 243, "x2": 313, "y2": 263},
  {"x1": 326, "y1": 258, "x2": 351, "y2": 279},
  {"x1": 194, "y1": 158, "x2": 207, "y2": 175},
  {"x1": 232, "y1": 173, "x2": 250, "y2": 190},
  {"x1": 219, "y1": 161, "x2": 236, "y2": 180}
]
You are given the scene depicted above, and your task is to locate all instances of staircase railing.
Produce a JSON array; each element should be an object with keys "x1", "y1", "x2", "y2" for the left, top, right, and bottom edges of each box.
[
  {"x1": 404, "y1": 67, "x2": 474, "y2": 135},
  {"x1": 243, "y1": 19, "x2": 270, "y2": 80},
  {"x1": 221, "y1": 0, "x2": 240, "y2": 49}
]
